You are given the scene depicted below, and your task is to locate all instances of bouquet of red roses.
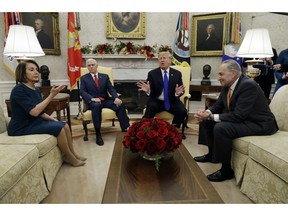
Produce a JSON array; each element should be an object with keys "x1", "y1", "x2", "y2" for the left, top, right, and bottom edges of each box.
[{"x1": 123, "y1": 118, "x2": 182, "y2": 156}]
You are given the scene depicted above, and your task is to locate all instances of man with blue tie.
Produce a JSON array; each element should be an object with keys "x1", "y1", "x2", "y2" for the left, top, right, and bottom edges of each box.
[
  {"x1": 137, "y1": 51, "x2": 186, "y2": 128},
  {"x1": 80, "y1": 59, "x2": 130, "y2": 145}
]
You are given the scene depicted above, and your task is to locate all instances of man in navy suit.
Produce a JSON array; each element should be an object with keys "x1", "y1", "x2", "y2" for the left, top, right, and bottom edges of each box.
[
  {"x1": 80, "y1": 59, "x2": 130, "y2": 145},
  {"x1": 194, "y1": 59, "x2": 278, "y2": 182},
  {"x1": 137, "y1": 51, "x2": 187, "y2": 128}
]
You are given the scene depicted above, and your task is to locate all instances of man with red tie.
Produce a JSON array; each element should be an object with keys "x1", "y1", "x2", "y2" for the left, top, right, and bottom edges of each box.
[{"x1": 80, "y1": 59, "x2": 130, "y2": 145}]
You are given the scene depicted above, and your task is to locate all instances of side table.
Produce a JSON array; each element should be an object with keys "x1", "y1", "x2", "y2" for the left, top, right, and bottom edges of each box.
[{"x1": 203, "y1": 94, "x2": 219, "y2": 109}]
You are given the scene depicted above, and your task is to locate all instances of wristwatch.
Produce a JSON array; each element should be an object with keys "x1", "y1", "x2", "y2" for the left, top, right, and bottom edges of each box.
[{"x1": 206, "y1": 110, "x2": 212, "y2": 120}]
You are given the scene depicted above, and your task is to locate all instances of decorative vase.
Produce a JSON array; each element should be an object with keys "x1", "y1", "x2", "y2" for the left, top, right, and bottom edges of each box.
[
  {"x1": 139, "y1": 151, "x2": 174, "y2": 171},
  {"x1": 161, "y1": 151, "x2": 174, "y2": 161},
  {"x1": 140, "y1": 152, "x2": 162, "y2": 161}
]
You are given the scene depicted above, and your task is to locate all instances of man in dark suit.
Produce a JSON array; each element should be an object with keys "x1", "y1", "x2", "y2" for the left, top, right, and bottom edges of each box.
[
  {"x1": 194, "y1": 59, "x2": 278, "y2": 182},
  {"x1": 80, "y1": 58, "x2": 130, "y2": 145},
  {"x1": 197, "y1": 24, "x2": 222, "y2": 51},
  {"x1": 137, "y1": 51, "x2": 187, "y2": 128},
  {"x1": 34, "y1": 18, "x2": 53, "y2": 49}
]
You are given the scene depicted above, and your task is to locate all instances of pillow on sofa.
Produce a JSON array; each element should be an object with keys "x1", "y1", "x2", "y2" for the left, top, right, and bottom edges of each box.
[{"x1": 0, "y1": 106, "x2": 7, "y2": 134}]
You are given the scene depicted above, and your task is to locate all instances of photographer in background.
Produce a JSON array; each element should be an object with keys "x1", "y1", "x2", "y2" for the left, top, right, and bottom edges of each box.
[
  {"x1": 242, "y1": 48, "x2": 277, "y2": 103},
  {"x1": 273, "y1": 48, "x2": 288, "y2": 96},
  {"x1": 255, "y1": 48, "x2": 278, "y2": 102}
]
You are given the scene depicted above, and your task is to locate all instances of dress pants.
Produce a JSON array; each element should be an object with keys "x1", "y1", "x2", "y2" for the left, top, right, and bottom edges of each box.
[
  {"x1": 198, "y1": 120, "x2": 260, "y2": 164},
  {"x1": 144, "y1": 99, "x2": 186, "y2": 128},
  {"x1": 89, "y1": 100, "x2": 130, "y2": 130}
]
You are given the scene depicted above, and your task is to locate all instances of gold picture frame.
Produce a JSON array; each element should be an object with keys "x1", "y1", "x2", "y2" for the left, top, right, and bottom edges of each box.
[
  {"x1": 21, "y1": 12, "x2": 61, "y2": 55},
  {"x1": 191, "y1": 13, "x2": 227, "y2": 56},
  {"x1": 106, "y1": 12, "x2": 145, "y2": 39}
]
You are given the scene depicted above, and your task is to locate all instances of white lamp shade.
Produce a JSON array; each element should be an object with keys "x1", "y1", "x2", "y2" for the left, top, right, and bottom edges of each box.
[
  {"x1": 236, "y1": 28, "x2": 273, "y2": 58},
  {"x1": 3, "y1": 25, "x2": 45, "y2": 58}
]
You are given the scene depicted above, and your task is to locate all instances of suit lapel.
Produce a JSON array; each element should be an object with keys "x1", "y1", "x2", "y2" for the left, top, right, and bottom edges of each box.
[{"x1": 229, "y1": 75, "x2": 245, "y2": 108}]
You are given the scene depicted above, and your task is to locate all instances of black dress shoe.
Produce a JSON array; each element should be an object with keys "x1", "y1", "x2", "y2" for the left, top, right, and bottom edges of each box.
[
  {"x1": 194, "y1": 154, "x2": 212, "y2": 163},
  {"x1": 207, "y1": 170, "x2": 234, "y2": 182},
  {"x1": 121, "y1": 128, "x2": 127, "y2": 132},
  {"x1": 96, "y1": 135, "x2": 104, "y2": 146}
]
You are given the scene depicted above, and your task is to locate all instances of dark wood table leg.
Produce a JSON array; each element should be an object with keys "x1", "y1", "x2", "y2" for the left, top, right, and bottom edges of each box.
[{"x1": 66, "y1": 105, "x2": 71, "y2": 131}]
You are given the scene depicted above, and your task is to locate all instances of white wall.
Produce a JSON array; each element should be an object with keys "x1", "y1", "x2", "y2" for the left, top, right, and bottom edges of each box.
[
  {"x1": 1, "y1": 12, "x2": 288, "y2": 83},
  {"x1": 1, "y1": 12, "x2": 288, "y2": 113}
]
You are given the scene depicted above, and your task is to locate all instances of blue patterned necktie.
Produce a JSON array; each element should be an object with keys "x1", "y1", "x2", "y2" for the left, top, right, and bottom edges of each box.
[{"x1": 164, "y1": 70, "x2": 170, "y2": 110}]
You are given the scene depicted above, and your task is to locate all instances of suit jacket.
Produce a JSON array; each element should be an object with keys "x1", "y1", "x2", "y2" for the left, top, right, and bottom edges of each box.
[
  {"x1": 37, "y1": 30, "x2": 53, "y2": 49},
  {"x1": 146, "y1": 67, "x2": 183, "y2": 104},
  {"x1": 198, "y1": 33, "x2": 222, "y2": 51},
  {"x1": 210, "y1": 75, "x2": 278, "y2": 134},
  {"x1": 80, "y1": 72, "x2": 118, "y2": 108}
]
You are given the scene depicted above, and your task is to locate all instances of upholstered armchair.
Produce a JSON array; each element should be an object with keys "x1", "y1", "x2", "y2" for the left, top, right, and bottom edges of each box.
[{"x1": 80, "y1": 66, "x2": 121, "y2": 141}]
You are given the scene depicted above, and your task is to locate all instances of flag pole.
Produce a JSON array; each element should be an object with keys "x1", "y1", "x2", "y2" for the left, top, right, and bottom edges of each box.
[
  {"x1": 68, "y1": 12, "x2": 83, "y2": 120},
  {"x1": 74, "y1": 80, "x2": 83, "y2": 120}
]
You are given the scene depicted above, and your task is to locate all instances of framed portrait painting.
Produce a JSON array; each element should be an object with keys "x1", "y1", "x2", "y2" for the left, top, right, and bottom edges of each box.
[
  {"x1": 106, "y1": 12, "x2": 145, "y2": 39},
  {"x1": 21, "y1": 12, "x2": 61, "y2": 55},
  {"x1": 191, "y1": 13, "x2": 227, "y2": 56}
]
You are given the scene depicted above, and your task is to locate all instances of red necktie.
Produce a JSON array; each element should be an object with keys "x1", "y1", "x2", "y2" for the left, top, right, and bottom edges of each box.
[
  {"x1": 94, "y1": 74, "x2": 104, "y2": 101},
  {"x1": 94, "y1": 74, "x2": 99, "y2": 89}
]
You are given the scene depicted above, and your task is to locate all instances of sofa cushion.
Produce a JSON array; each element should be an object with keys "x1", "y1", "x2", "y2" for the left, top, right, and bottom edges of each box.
[
  {"x1": 269, "y1": 85, "x2": 288, "y2": 132},
  {"x1": 0, "y1": 106, "x2": 7, "y2": 134},
  {"x1": 0, "y1": 145, "x2": 38, "y2": 199},
  {"x1": 0, "y1": 133, "x2": 57, "y2": 157},
  {"x1": 246, "y1": 131, "x2": 288, "y2": 183},
  {"x1": 232, "y1": 136, "x2": 251, "y2": 155}
]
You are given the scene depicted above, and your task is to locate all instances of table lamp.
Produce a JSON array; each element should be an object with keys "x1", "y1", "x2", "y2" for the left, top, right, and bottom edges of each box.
[
  {"x1": 236, "y1": 28, "x2": 273, "y2": 79},
  {"x1": 3, "y1": 25, "x2": 45, "y2": 60}
]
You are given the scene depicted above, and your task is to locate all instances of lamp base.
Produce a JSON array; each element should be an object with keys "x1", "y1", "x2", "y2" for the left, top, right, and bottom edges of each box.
[{"x1": 245, "y1": 59, "x2": 263, "y2": 79}]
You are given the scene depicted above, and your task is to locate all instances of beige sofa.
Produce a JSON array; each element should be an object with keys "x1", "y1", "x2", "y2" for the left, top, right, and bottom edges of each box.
[
  {"x1": 232, "y1": 85, "x2": 288, "y2": 203},
  {"x1": 0, "y1": 105, "x2": 62, "y2": 203}
]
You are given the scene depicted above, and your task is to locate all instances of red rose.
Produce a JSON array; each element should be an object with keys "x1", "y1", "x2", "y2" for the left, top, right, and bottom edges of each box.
[
  {"x1": 155, "y1": 139, "x2": 167, "y2": 152},
  {"x1": 136, "y1": 130, "x2": 145, "y2": 139},
  {"x1": 135, "y1": 139, "x2": 148, "y2": 152},
  {"x1": 146, "y1": 129, "x2": 158, "y2": 139},
  {"x1": 158, "y1": 127, "x2": 168, "y2": 138},
  {"x1": 123, "y1": 117, "x2": 182, "y2": 155},
  {"x1": 146, "y1": 142, "x2": 158, "y2": 155}
]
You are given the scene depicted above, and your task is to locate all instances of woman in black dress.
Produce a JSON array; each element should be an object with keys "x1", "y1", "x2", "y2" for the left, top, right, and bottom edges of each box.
[{"x1": 7, "y1": 60, "x2": 86, "y2": 167}]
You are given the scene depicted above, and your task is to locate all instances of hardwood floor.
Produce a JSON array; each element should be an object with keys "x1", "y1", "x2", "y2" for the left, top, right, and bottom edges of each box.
[
  {"x1": 41, "y1": 99, "x2": 253, "y2": 204},
  {"x1": 41, "y1": 120, "x2": 252, "y2": 204}
]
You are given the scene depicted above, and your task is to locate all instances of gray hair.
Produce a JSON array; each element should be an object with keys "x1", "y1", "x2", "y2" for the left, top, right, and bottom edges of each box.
[
  {"x1": 222, "y1": 59, "x2": 242, "y2": 75},
  {"x1": 86, "y1": 58, "x2": 97, "y2": 64}
]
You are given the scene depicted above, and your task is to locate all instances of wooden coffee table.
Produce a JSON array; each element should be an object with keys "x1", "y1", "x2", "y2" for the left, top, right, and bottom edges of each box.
[{"x1": 102, "y1": 133, "x2": 223, "y2": 204}]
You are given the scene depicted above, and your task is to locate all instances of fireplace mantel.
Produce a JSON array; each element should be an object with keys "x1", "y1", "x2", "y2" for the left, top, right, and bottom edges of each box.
[{"x1": 82, "y1": 54, "x2": 158, "y2": 81}]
